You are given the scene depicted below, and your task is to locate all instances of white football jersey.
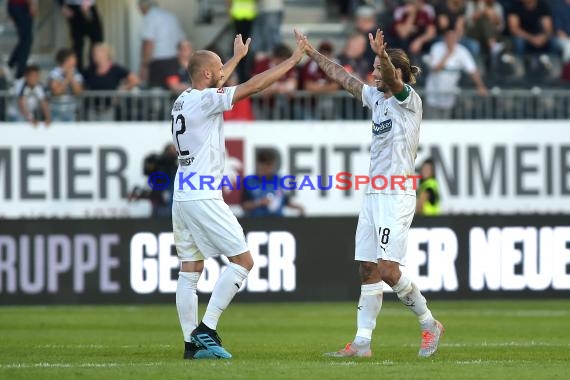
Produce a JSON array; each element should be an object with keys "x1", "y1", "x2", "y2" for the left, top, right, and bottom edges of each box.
[
  {"x1": 361, "y1": 84, "x2": 422, "y2": 196},
  {"x1": 171, "y1": 86, "x2": 236, "y2": 201}
]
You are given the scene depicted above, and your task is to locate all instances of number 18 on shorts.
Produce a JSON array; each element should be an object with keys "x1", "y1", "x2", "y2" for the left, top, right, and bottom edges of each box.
[{"x1": 354, "y1": 194, "x2": 415, "y2": 265}]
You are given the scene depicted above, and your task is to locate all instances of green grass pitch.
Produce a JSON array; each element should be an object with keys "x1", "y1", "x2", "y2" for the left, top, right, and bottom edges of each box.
[{"x1": 1, "y1": 300, "x2": 569, "y2": 380}]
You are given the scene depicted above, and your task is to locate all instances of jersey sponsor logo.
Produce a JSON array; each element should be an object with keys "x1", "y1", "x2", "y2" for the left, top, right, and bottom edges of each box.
[
  {"x1": 216, "y1": 88, "x2": 225, "y2": 94},
  {"x1": 372, "y1": 119, "x2": 392, "y2": 136}
]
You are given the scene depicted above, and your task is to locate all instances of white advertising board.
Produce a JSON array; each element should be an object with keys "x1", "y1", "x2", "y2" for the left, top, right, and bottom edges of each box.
[{"x1": 1, "y1": 120, "x2": 569, "y2": 218}]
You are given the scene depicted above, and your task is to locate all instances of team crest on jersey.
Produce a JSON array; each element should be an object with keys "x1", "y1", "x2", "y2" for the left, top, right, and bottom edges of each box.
[
  {"x1": 372, "y1": 119, "x2": 392, "y2": 136},
  {"x1": 217, "y1": 88, "x2": 225, "y2": 93}
]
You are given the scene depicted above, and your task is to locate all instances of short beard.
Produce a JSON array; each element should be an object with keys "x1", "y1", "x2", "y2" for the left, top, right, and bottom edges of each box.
[{"x1": 376, "y1": 83, "x2": 388, "y2": 92}]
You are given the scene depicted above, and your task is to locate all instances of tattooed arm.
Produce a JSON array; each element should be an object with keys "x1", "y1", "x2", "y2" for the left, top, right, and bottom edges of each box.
[
  {"x1": 294, "y1": 30, "x2": 364, "y2": 101},
  {"x1": 305, "y1": 49, "x2": 364, "y2": 101}
]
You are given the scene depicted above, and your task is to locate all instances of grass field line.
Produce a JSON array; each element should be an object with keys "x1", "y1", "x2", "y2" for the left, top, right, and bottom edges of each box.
[
  {"x1": 1, "y1": 359, "x2": 541, "y2": 370},
  {"x1": 0, "y1": 362, "x2": 164, "y2": 369},
  {"x1": 403, "y1": 341, "x2": 570, "y2": 348},
  {"x1": 378, "y1": 309, "x2": 570, "y2": 317},
  {"x1": 453, "y1": 360, "x2": 533, "y2": 365},
  {"x1": 327, "y1": 360, "x2": 395, "y2": 366},
  {"x1": 30, "y1": 341, "x2": 570, "y2": 350},
  {"x1": 327, "y1": 360, "x2": 534, "y2": 366},
  {"x1": 33, "y1": 344, "x2": 174, "y2": 349}
]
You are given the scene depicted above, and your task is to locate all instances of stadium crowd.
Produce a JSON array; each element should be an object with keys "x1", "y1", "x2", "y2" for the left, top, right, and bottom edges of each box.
[{"x1": 1, "y1": 0, "x2": 569, "y2": 124}]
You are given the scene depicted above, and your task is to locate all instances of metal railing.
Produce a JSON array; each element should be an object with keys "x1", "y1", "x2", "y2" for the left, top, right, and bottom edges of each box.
[{"x1": 1, "y1": 88, "x2": 569, "y2": 122}]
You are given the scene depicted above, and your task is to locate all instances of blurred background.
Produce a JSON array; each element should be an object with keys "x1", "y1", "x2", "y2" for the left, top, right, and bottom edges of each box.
[{"x1": 0, "y1": 0, "x2": 569, "y2": 303}]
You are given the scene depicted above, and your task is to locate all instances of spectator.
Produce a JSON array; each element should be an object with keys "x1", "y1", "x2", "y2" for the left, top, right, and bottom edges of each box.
[
  {"x1": 416, "y1": 158, "x2": 441, "y2": 215},
  {"x1": 553, "y1": 0, "x2": 570, "y2": 63},
  {"x1": 48, "y1": 48, "x2": 84, "y2": 122},
  {"x1": 252, "y1": 43, "x2": 298, "y2": 119},
  {"x1": 507, "y1": 0, "x2": 554, "y2": 56},
  {"x1": 138, "y1": 0, "x2": 186, "y2": 87},
  {"x1": 130, "y1": 143, "x2": 178, "y2": 218},
  {"x1": 252, "y1": 0, "x2": 284, "y2": 55},
  {"x1": 337, "y1": 0, "x2": 354, "y2": 22},
  {"x1": 164, "y1": 40, "x2": 193, "y2": 95},
  {"x1": 241, "y1": 150, "x2": 305, "y2": 217},
  {"x1": 337, "y1": 32, "x2": 373, "y2": 120},
  {"x1": 388, "y1": 0, "x2": 437, "y2": 57},
  {"x1": 354, "y1": 5, "x2": 379, "y2": 65},
  {"x1": 337, "y1": 33, "x2": 372, "y2": 83},
  {"x1": 57, "y1": 0, "x2": 104, "y2": 71},
  {"x1": 9, "y1": 65, "x2": 51, "y2": 126},
  {"x1": 299, "y1": 41, "x2": 340, "y2": 120},
  {"x1": 465, "y1": 0, "x2": 507, "y2": 63},
  {"x1": 84, "y1": 43, "x2": 139, "y2": 91},
  {"x1": 436, "y1": 0, "x2": 480, "y2": 56},
  {"x1": 7, "y1": 0, "x2": 37, "y2": 79},
  {"x1": 228, "y1": 0, "x2": 257, "y2": 81},
  {"x1": 83, "y1": 43, "x2": 139, "y2": 120},
  {"x1": 424, "y1": 28, "x2": 488, "y2": 119}
]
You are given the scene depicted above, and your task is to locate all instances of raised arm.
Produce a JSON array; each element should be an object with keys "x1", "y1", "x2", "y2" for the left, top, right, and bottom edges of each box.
[
  {"x1": 218, "y1": 34, "x2": 251, "y2": 87},
  {"x1": 296, "y1": 30, "x2": 364, "y2": 100},
  {"x1": 232, "y1": 31, "x2": 305, "y2": 104},
  {"x1": 369, "y1": 29, "x2": 404, "y2": 94}
]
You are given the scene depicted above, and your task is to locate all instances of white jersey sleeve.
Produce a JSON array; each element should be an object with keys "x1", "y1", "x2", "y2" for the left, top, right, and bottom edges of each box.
[
  {"x1": 362, "y1": 84, "x2": 384, "y2": 109},
  {"x1": 200, "y1": 87, "x2": 236, "y2": 117}
]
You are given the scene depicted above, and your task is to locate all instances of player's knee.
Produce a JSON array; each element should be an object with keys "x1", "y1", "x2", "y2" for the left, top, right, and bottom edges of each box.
[
  {"x1": 241, "y1": 256, "x2": 254, "y2": 271},
  {"x1": 180, "y1": 260, "x2": 204, "y2": 273},
  {"x1": 378, "y1": 263, "x2": 400, "y2": 287},
  {"x1": 229, "y1": 252, "x2": 254, "y2": 271},
  {"x1": 358, "y1": 261, "x2": 381, "y2": 284}
]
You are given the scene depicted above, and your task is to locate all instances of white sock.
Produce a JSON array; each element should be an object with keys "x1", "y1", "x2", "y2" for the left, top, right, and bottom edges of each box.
[
  {"x1": 392, "y1": 275, "x2": 435, "y2": 327},
  {"x1": 354, "y1": 281, "x2": 383, "y2": 345},
  {"x1": 202, "y1": 263, "x2": 249, "y2": 330},
  {"x1": 176, "y1": 271, "x2": 200, "y2": 342}
]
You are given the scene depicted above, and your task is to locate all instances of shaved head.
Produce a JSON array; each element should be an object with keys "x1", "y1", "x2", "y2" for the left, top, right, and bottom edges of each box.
[{"x1": 188, "y1": 50, "x2": 222, "y2": 86}]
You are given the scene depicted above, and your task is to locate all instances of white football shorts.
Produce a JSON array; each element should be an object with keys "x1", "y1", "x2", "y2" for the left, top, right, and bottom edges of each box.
[
  {"x1": 172, "y1": 199, "x2": 249, "y2": 261},
  {"x1": 354, "y1": 193, "x2": 415, "y2": 265}
]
